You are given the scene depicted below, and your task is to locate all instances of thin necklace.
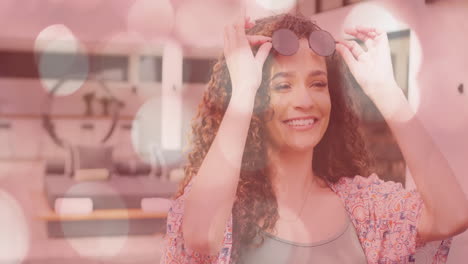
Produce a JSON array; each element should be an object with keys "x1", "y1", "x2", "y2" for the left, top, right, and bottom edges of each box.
[{"x1": 278, "y1": 179, "x2": 314, "y2": 223}]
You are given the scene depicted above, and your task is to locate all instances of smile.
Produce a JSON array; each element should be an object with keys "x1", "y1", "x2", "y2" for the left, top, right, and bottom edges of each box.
[{"x1": 283, "y1": 118, "x2": 318, "y2": 131}]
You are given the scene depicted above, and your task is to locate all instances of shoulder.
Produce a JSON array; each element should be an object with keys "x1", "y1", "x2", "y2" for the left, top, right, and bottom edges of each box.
[
  {"x1": 329, "y1": 173, "x2": 424, "y2": 225},
  {"x1": 330, "y1": 173, "x2": 408, "y2": 196},
  {"x1": 328, "y1": 173, "x2": 384, "y2": 197}
]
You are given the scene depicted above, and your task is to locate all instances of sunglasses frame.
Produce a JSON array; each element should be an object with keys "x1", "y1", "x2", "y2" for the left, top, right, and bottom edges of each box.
[{"x1": 271, "y1": 28, "x2": 337, "y2": 57}]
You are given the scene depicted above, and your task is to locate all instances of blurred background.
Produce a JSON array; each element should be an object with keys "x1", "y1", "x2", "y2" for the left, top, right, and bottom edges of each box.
[{"x1": 0, "y1": 0, "x2": 467, "y2": 263}]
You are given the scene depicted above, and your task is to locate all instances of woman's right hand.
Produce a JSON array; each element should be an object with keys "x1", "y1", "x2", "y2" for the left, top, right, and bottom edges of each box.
[{"x1": 224, "y1": 14, "x2": 272, "y2": 97}]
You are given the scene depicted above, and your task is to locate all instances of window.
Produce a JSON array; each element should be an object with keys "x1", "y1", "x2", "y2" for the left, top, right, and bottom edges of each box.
[
  {"x1": 139, "y1": 55, "x2": 162, "y2": 83},
  {"x1": 182, "y1": 57, "x2": 216, "y2": 84},
  {"x1": 0, "y1": 50, "x2": 128, "y2": 81}
]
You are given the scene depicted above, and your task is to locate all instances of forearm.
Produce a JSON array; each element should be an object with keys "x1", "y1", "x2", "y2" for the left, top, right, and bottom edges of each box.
[
  {"x1": 372, "y1": 86, "x2": 468, "y2": 232},
  {"x1": 183, "y1": 90, "x2": 256, "y2": 254}
]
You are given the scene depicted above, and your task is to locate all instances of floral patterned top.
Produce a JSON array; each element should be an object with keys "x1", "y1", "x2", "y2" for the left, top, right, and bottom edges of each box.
[{"x1": 160, "y1": 173, "x2": 453, "y2": 264}]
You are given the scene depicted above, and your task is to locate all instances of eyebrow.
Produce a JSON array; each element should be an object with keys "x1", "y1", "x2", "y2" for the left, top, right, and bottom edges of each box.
[{"x1": 269, "y1": 70, "x2": 327, "y2": 82}]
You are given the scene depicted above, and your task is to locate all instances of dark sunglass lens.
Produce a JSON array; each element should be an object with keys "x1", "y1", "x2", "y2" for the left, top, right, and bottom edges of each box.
[
  {"x1": 272, "y1": 29, "x2": 299, "y2": 56},
  {"x1": 309, "y1": 30, "x2": 336, "y2": 57}
]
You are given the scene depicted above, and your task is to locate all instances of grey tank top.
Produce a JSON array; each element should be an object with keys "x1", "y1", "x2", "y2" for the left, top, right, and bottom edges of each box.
[{"x1": 239, "y1": 213, "x2": 367, "y2": 264}]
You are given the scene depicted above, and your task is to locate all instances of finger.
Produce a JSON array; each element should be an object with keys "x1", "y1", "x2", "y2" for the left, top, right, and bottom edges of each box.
[
  {"x1": 245, "y1": 16, "x2": 255, "y2": 28},
  {"x1": 246, "y1": 22, "x2": 255, "y2": 29},
  {"x1": 368, "y1": 31, "x2": 377, "y2": 38},
  {"x1": 235, "y1": 4, "x2": 246, "y2": 30},
  {"x1": 234, "y1": 15, "x2": 247, "y2": 46},
  {"x1": 235, "y1": 17, "x2": 245, "y2": 32},
  {"x1": 355, "y1": 27, "x2": 377, "y2": 44},
  {"x1": 246, "y1": 21, "x2": 255, "y2": 29},
  {"x1": 226, "y1": 24, "x2": 237, "y2": 51},
  {"x1": 246, "y1": 35, "x2": 271, "y2": 45},
  {"x1": 356, "y1": 26, "x2": 385, "y2": 40},
  {"x1": 336, "y1": 43, "x2": 357, "y2": 70},
  {"x1": 254, "y1": 42, "x2": 272, "y2": 66},
  {"x1": 355, "y1": 27, "x2": 385, "y2": 50},
  {"x1": 374, "y1": 28, "x2": 384, "y2": 35},
  {"x1": 346, "y1": 26, "x2": 375, "y2": 38},
  {"x1": 345, "y1": 27, "x2": 370, "y2": 44},
  {"x1": 356, "y1": 32, "x2": 370, "y2": 44},
  {"x1": 356, "y1": 25, "x2": 383, "y2": 35},
  {"x1": 344, "y1": 27, "x2": 358, "y2": 36},
  {"x1": 355, "y1": 26, "x2": 375, "y2": 35},
  {"x1": 354, "y1": 30, "x2": 373, "y2": 50},
  {"x1": 340, "y1": 40, "x2": 365, "y2": 60}
]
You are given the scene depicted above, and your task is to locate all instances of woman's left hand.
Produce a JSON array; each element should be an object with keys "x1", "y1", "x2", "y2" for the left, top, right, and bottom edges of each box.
[{"x1": 336, "y1": 26, "x2": 399, "y2": 99}]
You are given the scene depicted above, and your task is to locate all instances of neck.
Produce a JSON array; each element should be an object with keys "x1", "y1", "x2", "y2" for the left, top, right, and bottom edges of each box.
[{"x1": 267, "y1": 147, "x2": 326, "y2": 204}]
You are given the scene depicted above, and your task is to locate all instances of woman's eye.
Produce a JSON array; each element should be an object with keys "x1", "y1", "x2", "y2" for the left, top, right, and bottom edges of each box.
[
  {"x1": 273, "y1": 84, "x2": 291, "y2": 90},
  {"x1": 312, "y1": 82, "x2": 328, "y2": 88}
]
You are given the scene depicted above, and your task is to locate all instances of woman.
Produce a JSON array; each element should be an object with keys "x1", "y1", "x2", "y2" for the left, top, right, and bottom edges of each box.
[{"x1": 161, "y1": 13, "x2": 468, "y2": 263}]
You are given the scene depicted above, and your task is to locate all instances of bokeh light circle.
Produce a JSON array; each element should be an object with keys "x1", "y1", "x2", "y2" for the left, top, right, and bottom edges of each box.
[
  {"x1": 35, "y1": 24, "x2": 80, "y2": 65},
  {"x1": 35, "y1": 24, "x2": 89, "y2": 96},
  {"x1": 255, "y1": 0, "x2": 296, "y2": 13},
  {"x1": 62, "y1": 183, "x2": 128, "y2": 259},
  {"x1": 342, "y1": 3, "x2": 408, "y2": 35},
  {"x1": 0, "y1": 191, "x2": 29, "y2": 264}
]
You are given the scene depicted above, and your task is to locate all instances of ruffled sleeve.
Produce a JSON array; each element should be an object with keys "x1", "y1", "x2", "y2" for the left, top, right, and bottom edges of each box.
[
  {"x1": 368, "y1": 174, "x2": 452, "y2": 263},
  {"x1": 347, "y1": 173, "x2": 453, "y2": 263},
  {"x1": 160, "y1": 180, "x2": 233, "y2": 264}
]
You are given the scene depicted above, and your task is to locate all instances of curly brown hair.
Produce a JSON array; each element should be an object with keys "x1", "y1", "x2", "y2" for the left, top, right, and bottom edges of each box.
[{"x1": 174, "y1": 13, "x2": 374, "y2": 263}]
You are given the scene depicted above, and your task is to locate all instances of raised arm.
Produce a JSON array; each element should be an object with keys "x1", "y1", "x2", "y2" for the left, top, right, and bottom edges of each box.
[
  {"x1": 374, "y1": 88, "x2": 468, "y2": 242},
  {"x1": 337, "y1": 26, "x2": 468, "y2": 243},
  {"x1": 182, "y1": 15, "x2": 272, "y2": 255}
]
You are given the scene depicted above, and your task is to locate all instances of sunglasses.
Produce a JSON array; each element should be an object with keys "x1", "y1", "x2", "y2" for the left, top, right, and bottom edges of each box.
[{"x1": 271, "y1": 28, "x2": 337, "y2": 57}]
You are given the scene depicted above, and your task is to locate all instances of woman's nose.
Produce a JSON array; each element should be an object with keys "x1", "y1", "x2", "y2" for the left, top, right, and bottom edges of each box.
[{"x1": 292, "y1": 86, "x2": 316, "y2": 109}]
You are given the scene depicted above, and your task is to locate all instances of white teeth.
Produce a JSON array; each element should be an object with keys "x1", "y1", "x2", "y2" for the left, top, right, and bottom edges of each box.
[{"x1": 285, "y1": 118, "x2": 315, "y2": 126}]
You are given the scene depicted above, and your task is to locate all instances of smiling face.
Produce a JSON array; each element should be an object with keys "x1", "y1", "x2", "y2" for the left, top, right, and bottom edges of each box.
[{"x1": 265, "y1": 38, "x2": 331, "y2": 152}]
